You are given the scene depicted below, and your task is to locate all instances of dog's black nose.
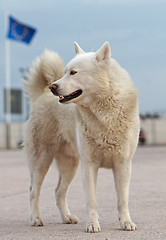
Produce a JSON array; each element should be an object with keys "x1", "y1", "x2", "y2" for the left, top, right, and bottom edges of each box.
[
  {"x1": 49, "y1": 84, "x2": 58, "y2": 95},
  {"x1": 49, "y1": 83, "x2": 58, "y2": 90}
]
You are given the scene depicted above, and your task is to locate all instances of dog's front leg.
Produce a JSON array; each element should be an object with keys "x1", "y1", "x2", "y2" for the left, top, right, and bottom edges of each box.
[
  {"x1": 81, "y1": 160, "x2": 101, "y2": 233},
  {"x1": 113, "y1": 160, "x2": 137, "y2": 231}
]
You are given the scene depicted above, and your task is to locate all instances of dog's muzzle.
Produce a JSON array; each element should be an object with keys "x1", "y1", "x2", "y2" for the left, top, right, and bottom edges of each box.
[{"x1": 49, "y1": 84, "x2": 82, "y2": 103}]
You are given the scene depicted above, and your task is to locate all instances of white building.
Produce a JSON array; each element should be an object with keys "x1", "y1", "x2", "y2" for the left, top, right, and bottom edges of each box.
[
  {"x1": 140, "y1": 115, "x2": 166, "y2": 145},
  {"x1": 0, "y1": 115, "x2": 166, "y2": 149}
]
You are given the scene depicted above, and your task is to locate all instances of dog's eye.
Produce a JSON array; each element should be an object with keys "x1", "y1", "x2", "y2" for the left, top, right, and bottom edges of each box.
[{"x1": 70, "y1": 70, "x2": 77, "y2": 75}]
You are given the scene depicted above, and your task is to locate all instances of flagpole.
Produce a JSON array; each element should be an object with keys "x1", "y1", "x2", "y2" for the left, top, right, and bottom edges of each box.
[{"x1": 5, "y1": 12, "x2": 11, "y2": 149}]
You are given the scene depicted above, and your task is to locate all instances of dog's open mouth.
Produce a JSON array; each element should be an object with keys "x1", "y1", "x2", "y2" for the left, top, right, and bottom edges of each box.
[{"x1": 59, "y1": 90, "x2": 82, "y2": 103}]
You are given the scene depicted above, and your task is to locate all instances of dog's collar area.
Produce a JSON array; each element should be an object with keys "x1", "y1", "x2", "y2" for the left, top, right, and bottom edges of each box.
[{"x1": 59, "y1": 90, "x2": 82, "y2": 103}]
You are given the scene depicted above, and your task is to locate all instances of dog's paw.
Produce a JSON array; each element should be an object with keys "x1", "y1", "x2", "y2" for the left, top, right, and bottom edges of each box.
[
  {"x1": 120, "y1": 220, "x2": 137, "y2": 231},
  {"x1": 86, "y1": 220, "x2": 101, "y2": 233},
  {"x1": 62, "y1": 214, "x2": 79, "y2": 224},
  {"x1": 31, "y1": 216, "x2": 43, "y2": 227}
]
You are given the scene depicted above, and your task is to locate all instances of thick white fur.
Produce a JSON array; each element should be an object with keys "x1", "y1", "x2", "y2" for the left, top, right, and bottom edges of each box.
[{"x1": 24, "y1": 43, "x2": 139, "y2": 233}]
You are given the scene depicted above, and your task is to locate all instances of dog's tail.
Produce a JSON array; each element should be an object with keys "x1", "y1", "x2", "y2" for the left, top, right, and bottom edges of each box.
[{"x1": 24, "y1": 50, "x2": 64, "y2": 102}]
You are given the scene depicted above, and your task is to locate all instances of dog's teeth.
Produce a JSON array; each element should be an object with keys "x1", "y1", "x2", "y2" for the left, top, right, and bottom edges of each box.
[{"x1": 59, "y1": 96, "x2": 64, "y2": 100}]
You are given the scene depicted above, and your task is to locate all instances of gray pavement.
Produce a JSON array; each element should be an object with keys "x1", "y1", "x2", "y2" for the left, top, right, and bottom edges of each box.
[{"x1": 0, "y1": 146, "x2": 166, "y2": 240}]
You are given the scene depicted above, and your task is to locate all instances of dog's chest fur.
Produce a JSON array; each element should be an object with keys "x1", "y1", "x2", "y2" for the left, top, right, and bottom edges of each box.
[{"x1": 76, "y1": 105, "x2": 133, "y2": 168}]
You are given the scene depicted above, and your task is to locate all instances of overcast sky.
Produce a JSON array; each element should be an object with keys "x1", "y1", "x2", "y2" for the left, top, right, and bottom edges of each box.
[{"x1": 1, "y1": 0, "x2": 166, "y2": 117}]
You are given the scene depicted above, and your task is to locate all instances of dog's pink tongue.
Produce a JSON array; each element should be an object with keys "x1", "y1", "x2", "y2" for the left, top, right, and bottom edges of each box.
[{"x1": 70, "y1": 90, "x2": 78, "y2": 96}]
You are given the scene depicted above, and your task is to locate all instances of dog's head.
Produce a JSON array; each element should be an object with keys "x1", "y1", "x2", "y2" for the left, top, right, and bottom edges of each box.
[{"x1": 49, "y1": 42, "x2": 111, "y2": 105}]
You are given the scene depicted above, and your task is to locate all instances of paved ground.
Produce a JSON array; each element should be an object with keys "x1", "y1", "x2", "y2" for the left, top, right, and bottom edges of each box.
[{"x1": 0, "y1": 146, "x2": 166, "y2": 240}]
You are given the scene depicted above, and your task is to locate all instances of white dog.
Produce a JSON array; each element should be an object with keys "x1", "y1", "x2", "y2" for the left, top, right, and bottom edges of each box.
[{"x1": 24, "y1": 42, "x2": 139, "y2": 233}]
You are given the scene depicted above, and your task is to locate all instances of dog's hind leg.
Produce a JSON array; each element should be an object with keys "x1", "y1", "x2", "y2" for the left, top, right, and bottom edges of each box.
[
  {"x1": 54, "y1": 150, "x2": 79, "y2": 224},
  {"x1": 28, "y1": 150, "x2": 54, "y2": 226}
]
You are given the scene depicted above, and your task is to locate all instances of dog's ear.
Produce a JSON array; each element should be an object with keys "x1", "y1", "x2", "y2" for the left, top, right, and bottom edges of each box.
[
  {"x1": 96, "y1": 42, "x2": 111, "y2": 62},
  {"x1": 74, "y1": 42, "x2": 85, "y2": 55}
]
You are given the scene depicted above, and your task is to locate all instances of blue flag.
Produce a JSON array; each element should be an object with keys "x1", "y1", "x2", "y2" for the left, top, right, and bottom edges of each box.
[{"x1": 7, "y1": 16, "x2": 37, "y2": 44}]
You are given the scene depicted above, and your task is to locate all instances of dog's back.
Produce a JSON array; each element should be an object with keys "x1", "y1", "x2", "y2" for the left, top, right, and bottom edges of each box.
[{"x1": 24, "y1": 50, "x2": 78, "y2": 156}]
